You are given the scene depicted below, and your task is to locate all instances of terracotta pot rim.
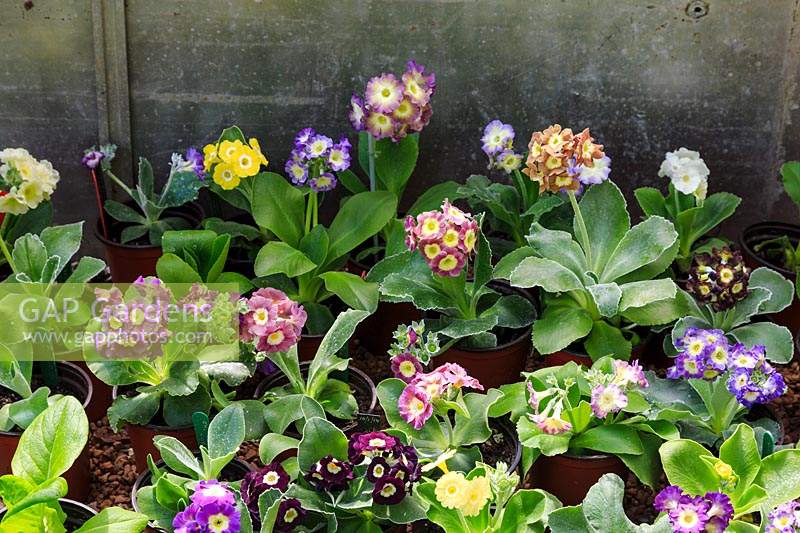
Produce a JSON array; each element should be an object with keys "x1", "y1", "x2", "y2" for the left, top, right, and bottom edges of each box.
[
  {"x1": 94, "y1": 202, "x2": 204, "y2": 249},
  {"x1": 130, "y1": 457, "x2": 254, "y2": 513},
  {"x1": 254, "y1": 362, "x2": 378, "y2": 413},
  {"x1": 111, "y1": 385, "x2": 194, "y2": 432},
  {"x1": 739, "y1": 221, "x2": 800, "y2": 278},
  {"x1": 451, "y1": 325, "x2": 532, "y2": 354},
  {"x1": 0, "y1": 361, "x2": 93, "y2": 437}
]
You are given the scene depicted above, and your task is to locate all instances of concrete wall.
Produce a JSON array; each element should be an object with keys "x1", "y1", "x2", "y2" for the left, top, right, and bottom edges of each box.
[{"x1": 2, "y1": 0, "x2": 800, "y2": 253}]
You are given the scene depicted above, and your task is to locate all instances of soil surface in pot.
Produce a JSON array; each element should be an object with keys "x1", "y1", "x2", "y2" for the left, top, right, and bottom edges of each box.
[{"x1": 0, "y1": 376, "x2": 84, "y2": 432}]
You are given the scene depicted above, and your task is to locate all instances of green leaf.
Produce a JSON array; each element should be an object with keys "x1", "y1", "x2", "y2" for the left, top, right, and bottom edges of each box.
[
  {"x1": 263, "y1": 394, "x2": 325, "y2": 435},
  {"x1": 729, "y1": 322, "x2": 794, "y2": 363},
  {"x1": 532, "y1": 304, "x2": 593, "y2": 354},
  {"x1": 12, "y1": 234, "x2": 49, "y2": 281},
  {"x1": 753, "y1": 448, "x2": 800, "y2": 511},
  {"x1": 749, "y1": 266, "x2": 794, "y2": 314},
  {"x1": 2, "y1": 477, "x2": 67, "y2": 520},
  {"x1": 258, "y1": 433, "x2": 300, "y2": 464},
  {"x1": 251, "y1": 172, "x2": 306, "y2": 248},
  {"x1": 660, "y1": 439, "x2": 719, "y2": 495},
  {"x1": 510, "y1": 256, "x2": 585, "y2": 292},
  {"x1": 11, "y1": 396, "x2": 88, "y2": 484},
  {"x1": 208, "y1": 404, "x2": 245, "y2": 460},
  {"x1": 337, "y1": 169, "x2": 367, "y2": 194},
  {"x1": 64, "y1": 256, "x2": 106, "y2": 283},
  {"x1": 571, "y1": 424, "x2": 643, "y2": 455},
  {"x1": 374, "y1": 134, "x2": 418, "y2": 197},
  {"x1": 527, "y1": 224, "x2": 589, "y2": 279},
  {"x1": 452, "y1": 389, "x2": 504, "y2": 446},
  {"x1": 585, "y1": 321, "x2": 632, "y2": 361},
  {"x1": 120, "y1": 225, "x2": 148, "y2": 244},
  {"x1": 326, "y1": 190, "x2": 397, "y2": 262},
  {"x1": 781, "y1": 161, "x2": 800, "y2": 208},
  {"x1": 254, "y1": 241, "x2": 317, "y2": 278},
  {"x1": 104, "y1": 200, "x2": 146, "y2": 223},
  {"x1": 73, "y1": 507, "x2": 150, "y2": 533},
  {"x1": 202, "y1": 217, "x2": 261, "y2": 241},
  {"x1": 493, "y1": 246, "x2": 537, "y2": 280},
  {"x1": 162, "y1": 386, "x2": 211, "y2": 428},
  {"x1": 719, "y1": 424, "x2": 760, "y2": 497},
  {"x1": 156, "y1": 253, "x2": 203, "y2": 283},
  {"x1": 407, "y1": 181, "x2": 462, "y2": 216},
  {"x1": 298, "y1": 417, "x2": 348, "y2": 472},
  {"x1": 677, "y1": 192, "x2": 740, "y2": 251},
  {"x1": 298, "y1": 224, "x2": 329, "y2": 267},
  {"x1": 619, "y1": 279, "x2": 677, "y2": 311},
  {"x1": 479, "y1": 293, "x2": 536, "y2": 329},
  {"x1": 380, "y1": 273, "x2": 452, "y2": 311},
  {"x1": 319, "y1": 271, "x2": 379, "y2": 312},
  {"x1": 634, "y1": 187, "x2": 669, "y2": 218},
  {"x1": 599, "y1": 217, "x2": 677, "y2": 283},
  {"x1": 576, "y1": 181, "x2": 629, "y2": 274},
  {"x1": 158, "y1": 169, "x2": 204, "y2": 209},
  {"x1": 586, "y1": 283, "x2": 622, "y2": 318},
  {"x1": 153, "y1": 435, "x2": 204, "y2": 478},
  {"x1": 472, "y1": 217, "x2": 492, "y2": 298},
  {"x1": 617, "y1": 432, "x2": 663, "y2": 488}
]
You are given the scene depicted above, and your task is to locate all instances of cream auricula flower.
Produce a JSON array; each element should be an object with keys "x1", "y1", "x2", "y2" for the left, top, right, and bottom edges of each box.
[{"x1": 658, "y1": 147, "x2": 710, "y2": 197}]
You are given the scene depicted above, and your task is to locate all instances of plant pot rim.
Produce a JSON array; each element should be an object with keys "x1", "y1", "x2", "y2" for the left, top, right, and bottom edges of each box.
[
  {"x1": 739, "y1": 221, "x2": 800, "y2": 278},
  {"x1": 254, "y1": 362, "x2": 378, "y2": 414},
  {"x1": 453, "y1": 325, "x2": 532, "y2": 354},
  {"x1": 111, "y1": 385, "x2": 194, "y2": 432},
  {"x1": 130, "y1": 456, "x2": 254, "y2": 514},
  {"x1": 94, "y1": 202, "x2": 205, "y2": 249},
  {"x1": 492, "y1": 417, "x2": 522, "y2": 474},
  {"x1": 0, "y1": 361, "x2": 93, "y2": 437},
  {"x1": 0, "y1": 497, "x2": 96, "y2": 517}
]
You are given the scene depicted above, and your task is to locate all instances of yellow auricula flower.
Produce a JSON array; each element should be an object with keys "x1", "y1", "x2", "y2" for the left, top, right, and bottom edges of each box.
[
  {"x1": 460, "y1": 476, "x2": 491, "y2": 517},
  {"x1": 213, "y1": 162, "x2": 240, "y2": 190},
  {"x1": 714, "y1": 460, "x2": 734, "y2": 480},
  {"x1": 434, "y1": 472, "x2": 469, "y2": 509},
  {"x1": 203, "y1": 143, "x2": 220, "y2": 172},
  {"x1": 219, "y1": 140, "x2": 244, "y2": 163},
  {"x1": 230, "y1": 145, "x2": 260, "y2": 178},
  {"x1": 249, "y1": 138, "x2": 268, "y2": 167}
]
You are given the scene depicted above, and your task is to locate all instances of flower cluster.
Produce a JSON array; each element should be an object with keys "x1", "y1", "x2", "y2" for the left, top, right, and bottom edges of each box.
[
  {"x1": 526, "y1": 375, "x2": 573, "y2": 435},
  {"x1": 0, "y1": 147, "x2": 59, "y2": 215},
  {"x1": 388, "y1": 321, "x2": 440, "y2": 383},
  {"x1": 240, "y1": 288, "x2": 307, "y2": 355},
  {"x1": 586, "y1": 360, "x2": 649, "y2": 419},
  {"x1": 172, "y1": 480, "x2": 241, "y2": 533},
  {"x1": 766, "y1": 500, "x2": 800, "y2": 532},
  {"x1": 398, "y1": 363, "x2": 483, "y2": 429},
  {"x1": 480, "y1": 120, "x2": 523, "y2": 174},
  {"x1": 348, "y1": 431, "x2": 421, "y2": 505},
  {"x1": 434, "y1": 471, "x2": 492, "y2": 517},
  {"x1": 653, "y1": 485, "x2": 733, "y2": 533},
  {"x1": 686, "y1": 246, "x2": 750, "y2": 311},
  {"x1": 203, "y1": 137, "x2": 268, "y2": 190},
  {"x1": 658, "y1": 148, "x2": 710, "y2": 200},
  {"x1": 171, "y1": 147, "x2": 206, "y2": 181},
  {"x1": 349, "y1": 60, "x2": 435, "y2": 141},
  {"x1": 667, "y1": 328, "x2": 786, "y2": 408},
  {"x1": 404, "y1": 200, "x2": 478, "y2": 277},
  {"x1": 240, "y1": 463, "x2": 305, "y2": 532},
  {"x1": 522, "y1": 124, "x2": 609, "y2": 194},
  {"x1": 284, "y1": 128, "x2": 350, "y2": 192}
]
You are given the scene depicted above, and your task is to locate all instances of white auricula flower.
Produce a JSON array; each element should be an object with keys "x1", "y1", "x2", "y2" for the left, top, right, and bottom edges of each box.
[{"x1": 658, "y1": 147, "x2": 710, "y2": 196}]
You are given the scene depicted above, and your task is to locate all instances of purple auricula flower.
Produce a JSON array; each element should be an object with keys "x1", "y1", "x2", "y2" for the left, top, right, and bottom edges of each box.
[
  {"x1": 727, "y1": 356, "x2": 786, "y2": 407},
  {"x1": 327, "y1": 137, "x2": 352, "y2": 172},
  {"x1": 196, "y1": 501, "x2": 241, "y2": 533},
  {"x1": 294, "y1": 128, "x2": 315, "y2": 151},
  {"x1": 285, "y1": 158, "x2": 309, "y2": 185},
  {"x1": 173, "y1": 502, "x2": 201, "y2": 533},
  {"x1": 305, "y1": 455, "x2": 353, "y2": 492},
  {"x1": 578, "y1": 154, "x2": 611, "y2": 185},
  {"x1": 349, "y1": 93, "x2": 366, "y2": 131},
  {"x1": 241, "y1": 462, "x2": 291, "y2": 515},
  {"x1": 348, "y1": 431, "x2": 399, "y2": 462},
  {"x1": 654, "y1": 486, "x2": 732, "y2": 533},
  {"x1": 390, "y1": 352, "x2": 423, "y2": 383},
  {"x1": 366, "y1": 456, "x2": 391, "y2": 483},
  {"x1": 192, "y1": 480, "x2": 236, "y2": 507},
  {"x1": 305, "y1": 134, "x2": 333, "y2": 159},
  {"x1": 274, "y1": 498, "x2": 305, "y2": 532},
  {"x1": 767, "y1": 500, "x2": 800, "y2": 531},
  {"x1": 589, "y1": 383, "x2": 628, "y2": 419},
  {"x1": 365, "y1": 73, "x2": 404, "y2": 114},
  {"x1": 185, "y1": 147, "x2": 206, "y2": 180},
  {"x1": 653, "y1": 485, "x2": 684, "y2": 513},
  {"x1": 309, "y1": 171, "x2": 337, "y2": 192},
  {"x1": 481, "y1": 120, "x2": 515, "y2": 157},
  {"x1": 372, "y1": 476, "x2": 406, "y2": 505},
  {"x1": 81, "y1": 149, "x2": 104, "y2": 169}
]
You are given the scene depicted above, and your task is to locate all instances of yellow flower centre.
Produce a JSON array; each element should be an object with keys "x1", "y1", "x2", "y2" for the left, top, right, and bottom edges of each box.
[
  {"x1": 677, "y1": 509, "x2": 699, "y2": 528},
  {"x1": 284, "y1": 508, "x2": 298, "y2": 523},
  {"x1": 437, "y1": 255, "x2": 458, "y2": 272},
  {"x1": 545, "y1": 156, "x2": 562, "y2": 170},
  {"x1": 410, "y1": 398, "x2": 426, "y2": 415},
  {"x1": 719, "y1": 268, "x2": 734, "y2": 284},
  {"x1": 264, "y1": 471, "x2": 280, "y2": 485},
  {"x1": 399, "y1": 361, "x2": 416, "y2": 376},
  {"x1": 423, "y1": 243, "x2": 441, "y2": 259},
  {"x1": 463, "y1": 230, "x2": 476, "y2": 251},
  {"x1": 327, "y1": 462, "x2": 341, "y2": 474},
  {"x1": 267, "y1": 330, "x2": 285, "y2": 345},
  {"x1": 687, "y1": 340, "x2": 704, "y2": 356},
  {"x1": 381, "y1": 484, "x2": 397, "y2": 497},
  {"x1": 443, "y1": 229, "x2": 460, "y2": 247},
  {"x1": 253, "y1": 308, "x2": 269, "y2": 326},
  {"x1": 381, "y1": 88, "x2": 391, "y2": 98},
  {"x1": 421, "y1": 218, "x2": 441, "y2": 236}
]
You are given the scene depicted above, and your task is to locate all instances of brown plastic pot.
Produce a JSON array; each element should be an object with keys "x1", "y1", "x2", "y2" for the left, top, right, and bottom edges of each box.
[
  {"x1": 436, "y1": 328, "x2": 531, "y2": 390},
  {"x1": 740, "y1": 222, "x2": 800, "y2": 336},
  {"x1": 0, "y1": 362, "x2": 93, "y2": 502},
  {"x1": 73, "y1": 360, "x2": 113, "y2": 423},
  {"x1": 111, "y1": 387, "x2": 198, "y2": 473},
  {"x1": 543, "y1": 335, "x2": 649, "y2": 368},
  {"x1": 526, "y1": 452, "x2": 628, "y2": 506},
  {"x1": 131, "y1": 457, "x2": 253, "y2": 515},
  {"x1": 298, "y1": 334, "x2": 323, "y2": 362},
  {"x1": 358, "y1": 301, "x2": 423, "y2": 356},
  {"x1": 0, "y1": 498, "x2": 96, "y2": 528},
  {"x1": 95, "y1": 202, "x2": 204, "y2": 283}
]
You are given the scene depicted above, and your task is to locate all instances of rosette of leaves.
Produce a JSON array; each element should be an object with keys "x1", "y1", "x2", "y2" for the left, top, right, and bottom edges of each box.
[
  {"x1": 457, "y1": 173, "x2": 563, "y2": 254},
  {"x1": 83, "y1": 283, "x2": 254, "y2": 433},
  {"x1": 548, "y1": 474, "x2": 672, "y2": 532},
  {"x1": 257, "y1": 417, "x2": 427, "y2": 532},
  {"x1": 369, "y1": 214, "x2": 536, "y2": 349},
  {"x1": 644, "y1": 371, "x2": 781, "y2": 452},
  {"x1": 135, "y1": 404, "x2": 254, "y2": 531},
  {"x1": 0, "y1": 222, "x2": 106, "y2": 430},
  {"x1": 155, "y1": 229, "x2": 253, "y2": 292},
  {"x1": 99, "y1": 148, "x2": 205, "y2": 245},
  {"x1": 634, "y1": 182, "x2": 740, "y2": 273},
  {"x1": 668, "y1": 268, "x2": 794, "y2": 363},
  {"x1": 0, "y1": 396, "x2": 149, "y2": 532},
  {"x1": 494, "y1": 181, "x2": 684, "y2": 360},
  {"x1": 376, "y1": 377, "x2": 504, "y2": 472},
  {"x1": 252, "y1": 173, "x2": 395, "y2": 334},
  {"x1": 660, "y1": 424, "x2": 800, "y2": 530},
  {"x1": 257, "y1": 309, "x2": 371, "y2": 432}
]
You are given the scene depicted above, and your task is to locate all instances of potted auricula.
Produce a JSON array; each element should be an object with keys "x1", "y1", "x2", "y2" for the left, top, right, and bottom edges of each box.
[
  {"x1": 418, "y1": 461, "x2": 560, "y2": 533},
  {"x1": 741, "y1": 161, "x2": 800, "y2": 336},
  {"x1": 647, "y1": 328, "x2": 786, "y2": 450},
  {"x1": 250, "y1": 419, "x2": 427, "y2": 531},
  {"x1": 83, "y1": 144, "x2": 208, "y2": 281},
  {"x1": 457, "y1": 120, "x2": 565, "y2": 256},
  {"x1": 371, "y1": 200, "x2": 536, "y2": 388},
  {"x1": 505, "y1": 358, "x2": 678, "y2": 505},
  {"x1": 237, "y1": 127, "x2": 394, "y2": 358},
  {"x1": 0, "y1": 147, "x2": 59, "y2": 279},
  {"x1": 668, "y1": 247, "x2": 795, "y2": 363},
  {"x1": 494, "y1": 124, "x2": 684, "y2": 365},
  {"x1": 635, "y1": 147, "x2": 740, "y2": 274},
  {"x1": 0, "y1": 396, "x2": 149, "y2": 532},
  {"x1": 83, "y1": 276, "x2": 248, "y2": 471}
]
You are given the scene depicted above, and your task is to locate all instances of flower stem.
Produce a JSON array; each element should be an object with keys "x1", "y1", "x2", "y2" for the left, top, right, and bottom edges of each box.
[
  {"x1": 0, "y1": 216, "x2": 16, "y2": 274},
  {"x1": 568, "y1": 191, "x2": 592, "y2": 268}
]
